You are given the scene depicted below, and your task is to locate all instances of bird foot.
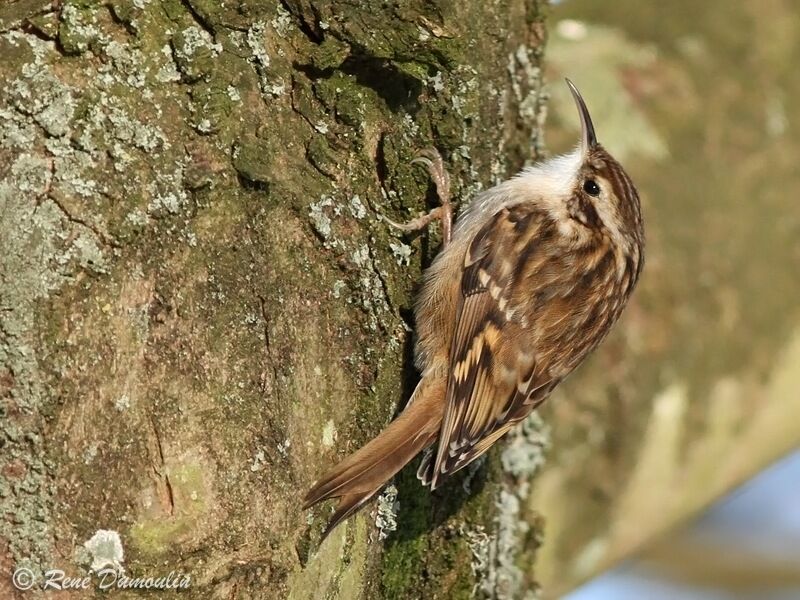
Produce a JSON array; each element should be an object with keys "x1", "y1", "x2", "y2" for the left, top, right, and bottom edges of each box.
[{"x1": 385, "y1": 148, "x2": 453, "y2": 245}]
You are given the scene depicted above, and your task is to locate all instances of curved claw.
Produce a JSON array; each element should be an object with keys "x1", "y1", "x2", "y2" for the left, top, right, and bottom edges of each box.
[
  {"x1": 385, "y1": 147, "x2": 453, "y2": 245},
  {"x1": 384, "y1": 208, "x2": 444, "y2": 233},
  {"x1": 410, "y1": 148, "x2": 444, "y2": 171},
  {"x1": 383, "y1": 214, "x2": 411, "y2": 232},
  {"x1": 415, "y1": 147, "x2": 444, "y2": 161},
  {"x1": 410, "y1": 156, "x2": 433, "y2": 169},
  {"x1": 410, "y1": 148, "x2": 450, "y2": 203}
]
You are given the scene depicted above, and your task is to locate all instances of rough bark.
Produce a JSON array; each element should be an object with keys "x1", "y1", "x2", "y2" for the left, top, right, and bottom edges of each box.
[{"x1": 0, "y1": 1, "x2": 548, "y2": 599}]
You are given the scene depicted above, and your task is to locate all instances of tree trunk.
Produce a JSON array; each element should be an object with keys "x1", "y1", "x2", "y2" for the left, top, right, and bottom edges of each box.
[{"x1": 0, "y1": 1, "x2": 548, "y2": 598}]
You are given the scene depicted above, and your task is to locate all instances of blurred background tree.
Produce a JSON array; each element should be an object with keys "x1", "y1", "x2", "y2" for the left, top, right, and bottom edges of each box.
[{"x1": 540, "y1": 0, "x2": 800, "y2": 597}]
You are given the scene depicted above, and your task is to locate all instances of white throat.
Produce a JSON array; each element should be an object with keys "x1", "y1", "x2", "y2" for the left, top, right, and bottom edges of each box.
[{"x1": 512, "y1": 147, "x2": 583, "y2": 203}]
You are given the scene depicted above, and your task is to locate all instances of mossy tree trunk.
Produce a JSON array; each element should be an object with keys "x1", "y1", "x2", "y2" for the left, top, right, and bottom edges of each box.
[{"x1": 0, "y1": 1, "x2": 548, "y2": 598}]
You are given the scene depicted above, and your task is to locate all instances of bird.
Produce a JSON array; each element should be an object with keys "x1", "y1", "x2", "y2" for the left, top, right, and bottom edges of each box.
[{"x1": 303, "y1": 79, "x2": 644, "y2": 540}]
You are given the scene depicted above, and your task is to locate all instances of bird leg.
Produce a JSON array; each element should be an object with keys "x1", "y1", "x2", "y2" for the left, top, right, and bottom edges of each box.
[{"x1": 385, "y1": 148, "x2": 453, "y2": 245}]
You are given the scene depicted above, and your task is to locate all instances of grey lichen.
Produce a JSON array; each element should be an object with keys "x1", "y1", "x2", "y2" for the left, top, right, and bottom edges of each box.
[
  {"x1": 462, "y1": 524, "x2": 491, "y2": 595},
  {"x1": 489, "y1": 490, "x2": 532, "y2": 599},
  {"x1": 332, "y1": 279, "x2": 347, "y2": 299},
  {"x1": 0, "y1": 166, "x2": 61, "y2": 577},
  {"x1": 172, "y1": 24, "x2": 222, "y2": 82},
  {"x1": 307, "y1": 193, "x2": 394, "y2": 335},
  {"x1": 84, "y1": 529, "x2": 125, "y2": 573},
  {"x1": 389, "y1": 241, "x2": 412, "y2": 266},
  {"x1": 351, "y1": 244, "x2": 392, "y2": 332},
  {"x1": 375, "y1": 484, "x2": 399, "y2": 541},
  {"x1": 270, "y1": 6, "x2": 294, "y2": 38},
  {"x1": 0, "y1": 11, "x2": 192, "y2": 575},
  {"x1": 245, "y1": 20, "x2": 273, "y2": 97},
  {"x1": 348, "y1": 195, "x2": 367, "y2": 219},
  {"x1": 156, "y1": 44, "x2": 182, "y2": 83},
  {"x1": 115, "y1": 393, "x2": 131, "y2": 411},
  {"x1": 309, "y1": 195, "x2": 337, "y2": 243},
  {"x1": 277, "y1": 438, "x2": 291, "y2": 459},
  {"x1": 506, "y1": 42, "x2": 549, "y2": 162},
  {"x1": 481, "y1": 412, "x2": 550, "y2": 599},
  {"x1": 104, "y1": 41, "x2": 148, "y2": 88},
  {"x1": 250, "y1": 449, "x2": 267, "y2": 472},
  {"x1": 59, "y1": 4, "x2": 104, "y2": 54},
  {"x1": 501, "y1": 412, "x2": 551, "y2": 481},
  {"x1": 321, "y1": 419, "x2": 338, "y2": 448}
]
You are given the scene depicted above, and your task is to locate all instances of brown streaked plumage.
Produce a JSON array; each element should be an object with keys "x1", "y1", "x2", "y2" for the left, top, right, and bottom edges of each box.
[{"x1": 303, "y1": 79, "x2": 644, "y2": 539}]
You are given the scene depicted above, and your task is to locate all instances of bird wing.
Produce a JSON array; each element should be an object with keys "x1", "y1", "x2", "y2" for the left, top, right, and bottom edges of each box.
[{"x1": 430, "y1": 203, "x2": 557, "y2": 488}]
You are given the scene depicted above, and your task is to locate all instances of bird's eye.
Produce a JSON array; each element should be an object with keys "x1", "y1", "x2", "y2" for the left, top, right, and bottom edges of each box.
[{"x1": 583, "y1": 179, "x2": 601, "y2": 196}]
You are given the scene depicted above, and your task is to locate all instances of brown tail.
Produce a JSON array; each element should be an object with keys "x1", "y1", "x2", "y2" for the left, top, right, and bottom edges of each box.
[{"x1": 303, "y1": 376, "x2": 445, "y2": 540}]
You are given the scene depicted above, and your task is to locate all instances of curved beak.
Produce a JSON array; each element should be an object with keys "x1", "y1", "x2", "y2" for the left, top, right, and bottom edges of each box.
[{"x1": 565, "y1": 78, "x2": 597, "y2": 154}]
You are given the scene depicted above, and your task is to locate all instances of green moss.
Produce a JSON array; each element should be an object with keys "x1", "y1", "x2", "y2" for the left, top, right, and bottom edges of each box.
[
  {"x1": 232, "y1": 135, "x2": 278, "y2": 185},
  {"x1": 159, "y1": 0, "x2": 186, "y2": 23},
  {"x1": 306, "y1": 136, "x2": 339, "y2": 179},
  {"x1": 131, "y1": 455, "x2": 214, "y2": 556},
  {"x1": 107, "y1": 0, "x2": 138, "y2": 27},
  {"x1": 26, "y1": 13, "x2": 60, "y2": 39},
  {"x1": 314, "y1": 73, "x2": 375, "y2": 129},
  {"x1": 378, "y1": 459, "x2": 500, "y2": 599},
  {"x1": 311, "y1": 36, "x2": 351, "y2": 71},
  {"x1": 380, "y1": 467, "x2": 432, "y2": 596},
  {"x1": 181, "y1": 0, "x2": 219, "y2": 32}
]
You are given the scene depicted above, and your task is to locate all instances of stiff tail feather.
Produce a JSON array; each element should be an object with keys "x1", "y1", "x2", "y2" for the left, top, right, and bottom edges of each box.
[{"x1": 303, "y1": 377, "x2": 445, "y2": 540}]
